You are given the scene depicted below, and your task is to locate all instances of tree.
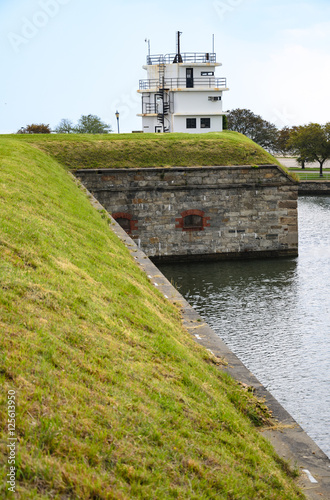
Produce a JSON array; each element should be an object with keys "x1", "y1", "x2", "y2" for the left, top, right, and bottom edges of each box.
[
  {"x1": 288, "y1": 123, "x2": 330, "y2": 177},
  {"x1": 54, "y1": 118, "x2": 75, "y2": 134},
  {"x1": 274, "y1": 126, "x2": 295, "y2": 156},
  {"x1": 75, "y1": 114, "x2": 112, "y2": 134},
  {"x1": 227, "y1": 108, "x2": 278, "y2": 151},
  {"x1": 17, "y1": 123, "x2": 51, "y2": 134}
]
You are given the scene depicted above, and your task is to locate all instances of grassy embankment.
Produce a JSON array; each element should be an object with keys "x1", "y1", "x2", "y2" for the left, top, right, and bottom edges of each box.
[
  {"x1": 9, "y1": 131, "x2": 281, "y2": 169},
  {"x1": 0, "y1": 137, "x2": 305, "y2": 499}
]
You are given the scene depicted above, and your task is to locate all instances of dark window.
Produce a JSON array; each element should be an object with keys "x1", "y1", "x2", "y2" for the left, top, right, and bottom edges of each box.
[
  {"x1": 116, "y1": 217, "x2": 131, "y2": 232},
  {"x1": 186, "y1": 68, "x2": 194, "y2": 88},
  {"x1": 201, "y1": 71, "x2": 214, "y2": 76},
  {"x1": 201, "y1": 118, "x2": 211, "y2": 128},
  {"x1": 208, "y1": 96, "x2": 221, "y2": 101},
  {"x1": 176, "y1": 209, "x2": 210, "y2": 232},
  {"x1": 183, "y1": 214, "x2": 203, "y2": 229},
  {"x1": 186, "y1": 118, "x2": 197, "y2": 129}
]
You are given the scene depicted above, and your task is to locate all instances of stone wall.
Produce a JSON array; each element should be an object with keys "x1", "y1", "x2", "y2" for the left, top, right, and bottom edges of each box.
[
  {"x1": 298, "y1": 181, "x2": 330, "y2": 195},
  {"x1": 74, "y1": 165, "x2": 298, "y2": 262}
]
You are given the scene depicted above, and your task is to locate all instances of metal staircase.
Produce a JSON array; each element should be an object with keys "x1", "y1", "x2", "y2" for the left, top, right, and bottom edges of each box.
[{"x1": 156, "y1": 63, "x2": 170, "y2": 132}]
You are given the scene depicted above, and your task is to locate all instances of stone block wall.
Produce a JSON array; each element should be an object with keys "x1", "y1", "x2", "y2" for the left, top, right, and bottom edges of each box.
[
  {"x1": 298, "y1": 181, "x2": 330, "y2": 195},
  {"x1": 75, "y1": 165, "x2": 298, "y2": 262}
]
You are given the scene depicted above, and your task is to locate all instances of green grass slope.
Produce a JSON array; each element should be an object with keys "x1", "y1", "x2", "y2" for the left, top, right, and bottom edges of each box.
[
  {"x1": 0, "y1": 138, "x2": 304, "y2": 499},
  {"x1": 8, "y1": 131, "x2": 280, "y2": 169}
]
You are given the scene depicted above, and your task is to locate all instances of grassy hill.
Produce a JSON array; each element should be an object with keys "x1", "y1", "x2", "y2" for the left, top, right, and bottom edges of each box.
[
  {"x1": 0, "y1": 137, "x2": 304, "y2": 499},
  {"x1": 8, "y1": 131, "x2": 281, "y2": 169}
]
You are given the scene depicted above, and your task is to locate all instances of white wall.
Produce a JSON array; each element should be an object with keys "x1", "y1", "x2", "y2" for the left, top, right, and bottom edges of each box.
[
  {"x1": 146, "y1": 63, "x2": 218, "y2": 82},
  {"x1": 142, "y1": 116, "x2": 159, "y2": 133},
  {"x1": 173, "y1": 91, "x2": 223, "y2": 114},
  {"x1": 173, "y1": 115, "x2": 223, "y2": 133}
]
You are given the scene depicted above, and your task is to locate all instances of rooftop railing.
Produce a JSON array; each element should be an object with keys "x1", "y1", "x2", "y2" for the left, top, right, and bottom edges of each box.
[
  {"x1": 139, "y1": 77, "x2": 227, "y2": 90},
  {"x1": 146, "y1": 52, "x2": 217, "y2": 65}
]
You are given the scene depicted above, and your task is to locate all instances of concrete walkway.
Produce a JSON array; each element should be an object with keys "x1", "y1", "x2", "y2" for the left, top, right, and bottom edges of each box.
[{"x1": 277, "y1": 157, "x2": 330, "y2": 170}]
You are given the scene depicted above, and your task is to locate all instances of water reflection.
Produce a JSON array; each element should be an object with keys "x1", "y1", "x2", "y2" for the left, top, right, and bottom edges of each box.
[{"x1": 159, "y1": 196, "x2": 330, "y2": 458}]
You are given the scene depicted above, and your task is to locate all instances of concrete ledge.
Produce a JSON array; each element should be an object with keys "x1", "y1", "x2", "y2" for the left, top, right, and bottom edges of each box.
[
  {"x1": 74, "y1": 164, "x2": 290, "y2": 174},
  {"x1": 73, "y1": 174, "x2": 330, "y2": 500},
  {"x1": 151, "y1": 249, "x2": 299, "y2": 263}
]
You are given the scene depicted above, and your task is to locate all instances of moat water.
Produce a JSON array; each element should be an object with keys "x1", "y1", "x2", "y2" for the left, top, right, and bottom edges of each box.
[{"x1": 159, "y1": 196, "x2": 330, "y2": 459}]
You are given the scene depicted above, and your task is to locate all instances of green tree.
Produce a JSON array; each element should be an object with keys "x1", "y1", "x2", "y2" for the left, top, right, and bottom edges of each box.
[
  {"x1": 288, "y1": 123, "x2": 330, "y2": 177},
  {"x1": 75, "y1": 114, "x2": 112, "y2": 134},
  {"x1": 274, "y1": 126, "x2": 295, "y2": 156},
  {"x1": 17, "y1": 123, "x2": 51, "y2": 134},
  {"x1": 227, "y1": 108, "x2": 278, "y2": 151},
  {"x1": 54, "y1": 118, "x2": 75, "y2": 134}
]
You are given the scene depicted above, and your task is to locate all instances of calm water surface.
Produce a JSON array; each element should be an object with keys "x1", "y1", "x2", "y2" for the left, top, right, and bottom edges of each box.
[{"x1": 159, "y1": 196, "x2": 330, "y2": 458}]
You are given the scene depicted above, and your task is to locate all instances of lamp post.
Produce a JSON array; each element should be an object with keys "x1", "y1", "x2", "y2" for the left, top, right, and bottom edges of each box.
[{"x1": 115, "y1": 110, "x2": 120, "y2": 134}]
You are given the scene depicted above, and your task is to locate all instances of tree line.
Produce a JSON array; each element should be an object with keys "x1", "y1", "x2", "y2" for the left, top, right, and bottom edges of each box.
[
  {"x1": 17, "y1": 114, "x2": 112, "y2": 135},
  {"x1": 226, "y1": 109, "x2": 330, "y2": 177}
]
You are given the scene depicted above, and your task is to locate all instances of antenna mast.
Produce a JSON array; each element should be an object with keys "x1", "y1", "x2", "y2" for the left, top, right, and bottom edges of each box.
[
  {"x1": 145, "y1": 38, "x2": 151, "y2": 61},
  {"x1": 173, "y1": 31, "x2": 183, "y2": 63}
]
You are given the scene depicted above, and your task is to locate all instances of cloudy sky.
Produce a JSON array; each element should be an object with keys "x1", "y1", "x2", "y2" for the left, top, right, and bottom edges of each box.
[{"x1": 1, "y1": 0, "x2": 330, "y2": 133}]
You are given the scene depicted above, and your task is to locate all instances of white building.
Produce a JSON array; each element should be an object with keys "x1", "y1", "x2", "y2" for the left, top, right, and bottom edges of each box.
[{"x1": 137, "y1": 33, "x2": 229, "y2": 133}]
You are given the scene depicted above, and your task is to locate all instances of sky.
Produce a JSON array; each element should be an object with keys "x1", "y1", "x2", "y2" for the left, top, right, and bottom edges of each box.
[{"x1": 1, "y1": 0, "x2": 330, "y2": 133}]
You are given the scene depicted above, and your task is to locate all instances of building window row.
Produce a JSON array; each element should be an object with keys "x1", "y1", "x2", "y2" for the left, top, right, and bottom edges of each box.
[
  {"x1": 113, "y1": 210, "x2": 210, "y2": 233},
  {"x1": 186, "y1": 118, "x2": 211, "y2": 129}
]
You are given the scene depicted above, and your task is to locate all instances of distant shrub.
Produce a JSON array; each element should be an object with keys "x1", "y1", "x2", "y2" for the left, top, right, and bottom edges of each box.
[{"x1": 17, "y1": 124, "x2": 51, "y2": 134}]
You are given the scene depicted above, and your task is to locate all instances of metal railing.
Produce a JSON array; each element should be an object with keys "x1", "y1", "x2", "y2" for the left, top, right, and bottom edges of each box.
[
  {"x1": 142, "y1": 103, "x2": 170, "y2": 115},
  {"x1": 296, "y1": 172, "x2": 330, "y2": 180},
  {"x1": 139, "y1": 77, "x2": 227, "y2": 90},
  {"x1": 146, "y1": 52, "x2": 217, "y2": 65},
  {"x1": 143, "y1": 103, "x2": 157, "y2": 114}
]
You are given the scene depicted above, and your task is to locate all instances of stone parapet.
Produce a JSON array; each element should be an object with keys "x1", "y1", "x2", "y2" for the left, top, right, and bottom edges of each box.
[
  {"x1": 75, "y1": 165, "x2": 298, "y2": 261},
  {"x1": 298, "y1": 181, "x2": 330, "y2": 195}
]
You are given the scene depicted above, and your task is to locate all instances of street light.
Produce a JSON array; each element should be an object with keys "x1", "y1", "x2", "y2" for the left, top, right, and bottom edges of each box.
[{"x1": 115, "y1": 110, "x2": 120, "y2": 134}]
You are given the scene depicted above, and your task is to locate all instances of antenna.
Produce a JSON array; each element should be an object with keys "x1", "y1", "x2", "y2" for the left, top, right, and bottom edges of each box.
[
  {"x1": 145, "y1": 38, "x2": 151, "y2": 59},
  {"x1": 212, "y1": 34, "x2": 215, "y2": 55},
  {"x1": 173, "y1": 31, "x2": 183, "y2": 63}
]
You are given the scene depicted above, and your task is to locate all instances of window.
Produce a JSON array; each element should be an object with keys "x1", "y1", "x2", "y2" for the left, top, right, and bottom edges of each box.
[
  {"x1": 208, "y1": 96, "x2": 221, "y2": 101},
  {"x1": 112, "y1": 212, "x2": 138, "y2": 234},
  {"x1": 116, "y1": 218, "x2": 131, "y2": 231},
  {"x1": 175, "y1": 209, "x2": 210, "y2": 232},
  {"x1": 186, "y1": 118, "x2": 197, "y2": 129},
  {"x1": 201, "y1": 118, "x2": 211, "y2": 129},
  {"x1": 186, "y1": 68, "x2": 194, "y2": 88},
  {"x1": 201, "y1": 71, "x2": 214, "y2": 76},
  {"x1": 183, "y1": 214, "x2": 203, "y2": 230}
]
